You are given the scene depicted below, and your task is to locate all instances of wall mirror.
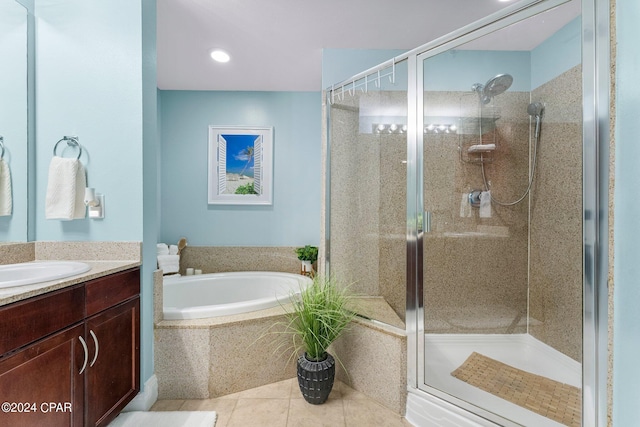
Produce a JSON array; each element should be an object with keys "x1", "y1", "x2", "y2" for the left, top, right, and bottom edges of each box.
[
  {"x1": 207, "y1": 126, "x2": 273, "y2": 205},
  {"x1": 0, "y1": 0, "x2": 30, "y2": 242}
]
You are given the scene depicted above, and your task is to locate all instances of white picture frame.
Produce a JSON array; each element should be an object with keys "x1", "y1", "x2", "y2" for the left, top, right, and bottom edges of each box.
[{"x1": 208, "y1": 126, "x2": 273, "y2": 205}]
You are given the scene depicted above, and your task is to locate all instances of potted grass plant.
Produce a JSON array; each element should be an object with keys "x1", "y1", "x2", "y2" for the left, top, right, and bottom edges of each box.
[{"x1": 277, "y1": 274, "x2": 355, "y2": 404}]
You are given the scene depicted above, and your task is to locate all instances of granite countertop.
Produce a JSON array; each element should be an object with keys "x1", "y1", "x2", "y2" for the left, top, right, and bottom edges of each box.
[{"x1": 0, "y1": 260, "x2": 141, "y2": 307}]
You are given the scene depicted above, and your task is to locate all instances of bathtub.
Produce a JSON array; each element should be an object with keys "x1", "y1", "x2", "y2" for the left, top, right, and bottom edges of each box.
[{"x1": 163, "y1": 271, "x2": 312, "y2": 320}]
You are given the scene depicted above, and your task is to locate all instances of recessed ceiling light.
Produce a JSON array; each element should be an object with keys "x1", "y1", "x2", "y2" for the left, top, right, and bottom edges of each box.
[{"x1": 210, "y1": 49, "x2": 230, "y2": 63}]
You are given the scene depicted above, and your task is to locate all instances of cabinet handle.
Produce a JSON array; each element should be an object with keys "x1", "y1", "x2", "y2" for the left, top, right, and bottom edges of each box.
[
  {"x1": 89, "y1": 330, "x2": 99, "y2": 367},
  {"x1": 78, "y1": 336, "x2": 89, "y2": 375}
]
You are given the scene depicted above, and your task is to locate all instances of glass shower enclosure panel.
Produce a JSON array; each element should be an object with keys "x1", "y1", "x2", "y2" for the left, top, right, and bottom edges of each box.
[
  {"x1": 419, "y1": 4, "x2": 583, "y2": 426},
  {"x1": 328, "y1": 60, "x2": 408, "y2": 328}
]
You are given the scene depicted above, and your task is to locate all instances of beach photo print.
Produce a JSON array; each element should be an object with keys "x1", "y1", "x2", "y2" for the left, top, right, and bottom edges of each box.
[{"x1": 208, "y1": 126, "x2": 273, "y2": 205}]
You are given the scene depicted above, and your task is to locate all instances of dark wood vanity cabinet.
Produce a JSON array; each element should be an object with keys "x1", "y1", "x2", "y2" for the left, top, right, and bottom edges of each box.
[
  {"x1": 0, "y1": 323, "x2": 85, "y2": 427},
  {"x1": 84, "y1": 297, "x2": 140, "y2": 427},
  {"x1": 0, "y1": 268, "x2": 140, "y2": 427}
]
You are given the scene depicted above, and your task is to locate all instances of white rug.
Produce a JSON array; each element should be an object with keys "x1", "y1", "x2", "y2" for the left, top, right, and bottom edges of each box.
[{"x1": 109, "y1": 411, "x2": 217, "y2": 427}]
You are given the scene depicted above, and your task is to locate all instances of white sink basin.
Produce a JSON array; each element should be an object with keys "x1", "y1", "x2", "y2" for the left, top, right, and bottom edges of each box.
[{"x1": 0, "y1": 261, "x2": 91, "y2": 289}]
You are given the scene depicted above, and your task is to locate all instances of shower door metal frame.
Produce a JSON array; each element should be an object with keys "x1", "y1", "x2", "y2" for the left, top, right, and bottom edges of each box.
[
  {"x1": 403, "y1": 8, "x2": 575, "y2": 417},
  {"x1": 581, "y1": 0, "x2": 610, "y2": 425},
  {"x1": 324, "y1": 0, "x2": 609, "y2": 424},
  {"x1": 405, "y1": 0, "x2": 609, "y2": 425},
  {"x1": 409, "y1": 1, "x2": 576, "y2": 423}
]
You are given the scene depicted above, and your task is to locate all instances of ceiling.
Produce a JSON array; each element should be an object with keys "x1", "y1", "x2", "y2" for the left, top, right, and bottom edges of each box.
[{"x1": 157, "y1": 0, "x2": 580, "y2": 92}]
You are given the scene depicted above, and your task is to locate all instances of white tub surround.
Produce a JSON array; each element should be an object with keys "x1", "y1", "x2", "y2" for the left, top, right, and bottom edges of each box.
[
  {"x1": 155, "y1": 306, "x2": 296, "y2": 399},
  {"x1": 332, "y1": 318, "x2": 407, "y2": 415}
]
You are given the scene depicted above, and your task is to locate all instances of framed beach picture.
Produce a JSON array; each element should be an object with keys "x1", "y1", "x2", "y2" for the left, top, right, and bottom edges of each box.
[{"x1": 207, "y1": 126, "x2": 273, "y2": 205}]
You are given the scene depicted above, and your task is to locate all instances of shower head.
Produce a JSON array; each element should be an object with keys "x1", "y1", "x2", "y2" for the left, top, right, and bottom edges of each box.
[
  {"x1": 484, "y1": 74, "x2": 513, "y2": 98},
  {"x1": 472, "y1": 73, "x2": 513, "y2": 104},
  {"x1": 527, "y1": 101, "x2": 544, "y2": 118}
]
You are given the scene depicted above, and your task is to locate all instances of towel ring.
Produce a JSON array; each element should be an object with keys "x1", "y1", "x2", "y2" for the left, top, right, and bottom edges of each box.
[
  {"x1": 0, "y1": 136, "x2": 4, "y2": 159},
  {"x1": 53, "y1": 136, "x2": 82, "y2": 159}
]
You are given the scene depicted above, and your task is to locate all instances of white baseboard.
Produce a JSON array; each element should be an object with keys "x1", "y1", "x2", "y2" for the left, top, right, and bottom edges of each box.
[{"x1": 122, "y1": 375, "x2": 158, "y2": 412}]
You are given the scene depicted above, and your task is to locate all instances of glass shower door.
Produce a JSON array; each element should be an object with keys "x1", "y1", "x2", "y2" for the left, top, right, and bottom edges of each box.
[
  {"x1": 417, "y1": 3, "x2": 583, "y2": 426},
  {"x1": 327, "y1": 60, "x2": 409, "y2": 329}
]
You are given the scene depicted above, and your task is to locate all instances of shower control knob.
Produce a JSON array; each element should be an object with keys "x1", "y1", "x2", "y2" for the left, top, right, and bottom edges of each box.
[{"x1": 469, "y1": 190, "x2": 482, "y2": 208}]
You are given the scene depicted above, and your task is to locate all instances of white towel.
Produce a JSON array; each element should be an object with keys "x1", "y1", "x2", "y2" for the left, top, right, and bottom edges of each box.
[
  {"x1": 479, "y1": 191, "x2": 492, "y2": 218},
  {"x1": 169, "y1": 244, "x2": 178, "y2": 255},
  {"x1": 157, "y1": 254, "x2": 180, "y2": 275},
  {"x1": 459, "y1": 193, "x2": 472, "y2": 218},
  {"x1": 45, "y1": 157, "x2": 87, "y2": 220},
  {"x1": 0, "y1": 159, "x2": 12, "y2": 216},
  {"x1": 157, "y1": 243, "x2": 169, "y2": 256}
]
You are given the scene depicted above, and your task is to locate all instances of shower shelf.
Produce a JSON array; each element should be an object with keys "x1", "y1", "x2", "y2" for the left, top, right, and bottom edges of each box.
[
  {"x1": 467, "y1": 144, "x2": 496, "y2": 153},
  {"x1": 459, "y1": 137, "x2": 496, "y2": 164}
]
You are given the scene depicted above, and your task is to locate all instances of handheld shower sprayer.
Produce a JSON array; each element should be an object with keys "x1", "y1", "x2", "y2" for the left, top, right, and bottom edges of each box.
[
  {"x1": 527, "y1": 102, "x2": 544, "y2": 139},
  {"x1": 481, "y1": 100, "x2": 545, "y2": 207}
]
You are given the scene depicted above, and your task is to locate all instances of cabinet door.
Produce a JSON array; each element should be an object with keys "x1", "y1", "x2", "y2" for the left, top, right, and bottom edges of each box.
[
  {"x1": 84, "y1": 297, "x2": 140, "y2": 427},
  {"x1": 0, "y1": 324, "x2": 85, "y2": 427}
]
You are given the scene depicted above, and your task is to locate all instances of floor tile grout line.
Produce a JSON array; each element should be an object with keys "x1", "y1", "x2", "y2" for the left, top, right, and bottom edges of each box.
[
  {"x1": 227, "y1": 396, "x2": 239, "y2": 426},
  {"x1": 341, "y1": 396, "x2": 348, "y2": 427},
  {"x1": 285, "y1": 395, "x2": 291, "y2": 427}
]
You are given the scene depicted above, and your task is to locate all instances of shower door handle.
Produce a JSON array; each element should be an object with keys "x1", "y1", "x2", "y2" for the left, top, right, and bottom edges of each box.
[{"x1": 422, "y1": 211, "x2": 432, "y2": 234}]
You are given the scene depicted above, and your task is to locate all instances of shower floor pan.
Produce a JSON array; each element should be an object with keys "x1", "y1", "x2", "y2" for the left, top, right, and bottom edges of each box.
[{"x1": 424, "y1": 333, "x2": 581, "y2": 427}]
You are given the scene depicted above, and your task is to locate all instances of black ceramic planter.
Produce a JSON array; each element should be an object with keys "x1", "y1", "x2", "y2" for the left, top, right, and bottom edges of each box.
[{"x1": 296, "y1": 352, "x2": 336, "y2": 404}]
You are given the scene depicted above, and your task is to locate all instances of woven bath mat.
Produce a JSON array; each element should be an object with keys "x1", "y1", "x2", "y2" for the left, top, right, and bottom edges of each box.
[{"x1": 451, "y1": 352, "x2": 580, "y2": 427}]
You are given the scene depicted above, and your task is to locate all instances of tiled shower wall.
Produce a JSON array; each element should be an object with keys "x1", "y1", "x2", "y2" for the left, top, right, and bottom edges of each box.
[
  {"x1": 528, "y1": 65, "x2": 583, "y2": 361},
  {"x1": 329, "y1": 66, "x2": 582, "y2": 360},
  {"x1": 422, "y1": 90, "x2": 530, "y2": 335},
  {"x1": 329, "y1": 89, "x2": 531, "y2": 331},
  {"x1": 329, "y1": 92, "x2": 407, "y2": 321},
  {"x1": 329, "y1": 98, "x2": 381, "y2": 297}
]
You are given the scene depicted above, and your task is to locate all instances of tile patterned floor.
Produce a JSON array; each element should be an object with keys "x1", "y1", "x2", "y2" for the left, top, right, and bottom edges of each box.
[{"x1": 151, "y1": 378, "x2": 413, "y2": 427}]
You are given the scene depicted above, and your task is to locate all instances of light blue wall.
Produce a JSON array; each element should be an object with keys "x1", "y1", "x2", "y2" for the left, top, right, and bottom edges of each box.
[
  {"x1": 613, "y1": 0, "x2": 640, "y2": 424},
  {"x1": 34, "y1": 0, "x2": 156, "y2": 387},
  {"x1": 323, "y1": 16, "x2": 581, "y2": 96},
  {"x1": 323, "y1": 48, "x2": 531, "y2": 93},
  {"x1": 159, "y1": 91, "x2": 321, "y2": 246},
  {"x1": 530, "y1": 17, "x2": 581, "y2": 89},
  {"x1": 35, "y1": 0, "x2": 143, "y2": 241},
  {"x1": 0, "y1": 1, "x2": 28, "y2": 242},
  {"x1": 423, "y1": 50, "x2": 531, "y2": 92},
  {"x1": 323, "y1": 48, "x2": 532, "y2": 95}
]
